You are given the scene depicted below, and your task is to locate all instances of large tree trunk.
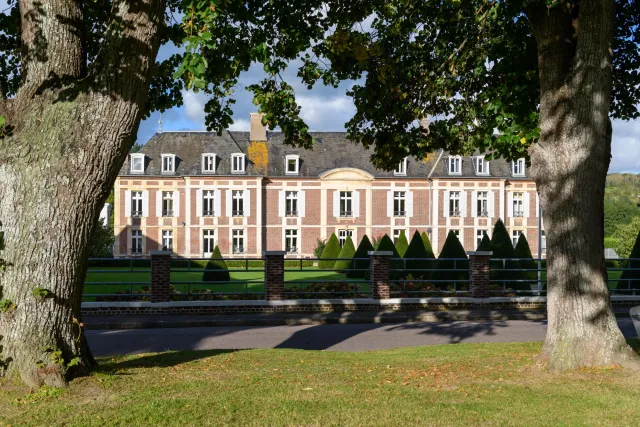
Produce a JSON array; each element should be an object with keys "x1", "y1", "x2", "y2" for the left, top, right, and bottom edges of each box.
[
  {"x1": 0, "y1": 0, "x2": 163, "y2": 387},
  {"x1": 528, "y1": 0, "x2": 640, "y2": 370}
]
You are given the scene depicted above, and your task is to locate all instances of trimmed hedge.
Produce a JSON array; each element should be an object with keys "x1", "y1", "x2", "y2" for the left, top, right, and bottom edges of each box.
[
  {"x1": 430, "y1": 231, "x2": 468, "y2": 289},
  {"x1": 514, "y1": 234, "x2": 538, "y2": 287},
  {"x1": 347, "y1": 235, "x2": 374, "y2": 279},
  {"x1": 334, "y1": 236, "x2": 356, "y2": 271},
  {"x1": 421, "y1": 231, "x2": 435, "y2": 258},
  {"x1": 202, "y1": 246, "x2": 230, "y2": 282},
  {"x1": 404, "y1": 231, "x2": 434, "y2": 277},
  {"x1": 377, "y1": 234, "x2": 403, "y2": 277},
  {"x1": 396, "y1": 231, "x2": 409, "y2": 257},
  {"x1": 619, "y1": 229, "x2": 640, "y2": 291},
  {"x1": 476, "y1": 234, "x2": 491, "y2": 251},
  {"x1": 490, "y1": 219, "x2": 525, "y2": 290},
  {"x1": 319, "y1": 233, "x2": 341, "y2": 269}
]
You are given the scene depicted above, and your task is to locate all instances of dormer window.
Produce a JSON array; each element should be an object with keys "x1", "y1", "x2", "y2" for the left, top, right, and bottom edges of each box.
[
  {"x1": 475, "y1": 156, "x2": 490, "y2": 175},
  {"x1": 130, "y1": 153, "x2": 145, "y2": 174},
  {"x1": 231, "y1": 153, "x2": 246, "y2": 174},
  {"x1": 512, "y1": 158, "x2": 526, "y2": 176},
  {"x1": 394, "y1": 158, "x2": 408, "y2": 176},
  {"x1": 202, "y1": 153, "x2": 217, "y2": 173},
  {"x1": 161, "y1": 154, "x2": 175, "y2": 174},
  {"x1": 285, "y1": 155, "x2": 300, "y2": 175},
  {"x1": 448, "y1": 156, "x2": 462, "y2": 175}
]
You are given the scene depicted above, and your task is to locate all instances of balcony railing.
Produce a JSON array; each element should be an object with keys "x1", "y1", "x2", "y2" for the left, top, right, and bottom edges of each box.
[
  {"x1": 233, "y1": 246, "x2": 245, "y2": 254},
  {"x1": 394, "y1": 210, "x2": 406, "y2": 217},
  {"x1": 131, "y1": 210, "x2": 143, "y2": 217},
  {"x1": 286, "y1": 246, "x2": 298, "y2": 254},
  {"x1": 513, "y1": 211, "x2": 525, "y2": 217},
  {"x1": 449, "y1": 210, "x2": 460, "y2": 217},
  {"x1": 478, "y1": 210, "x2": 489, "y2": 217},
  {"x1": 232, "y1": 210, "x2": 245, "y2": 217},
  {"x1": 162, "y1": 210, "x2": 174, "y2": 217},
  {"x1": 286, "y1": 210, "x2": 298, "y2": 217},
  {"x1": 340, "y1": 210, "x2": 353, "y2": 218},
  {"x1": 203, "y1": 210, "x2": 215, "y2": 216}
]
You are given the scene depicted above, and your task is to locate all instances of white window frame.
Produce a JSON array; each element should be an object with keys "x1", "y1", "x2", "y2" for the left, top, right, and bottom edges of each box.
[
  {"x1": 131, "y1": 230, "x2": 143, "y2": 255},
  {"x1": 203, "y1": 190, "x2": 215, "y2": 216},
  {"x1": 130, "y1": 153, "x2": 145, "y2": 174},
  {"x1": 231, "y1": 153, "x2": 246, "y2": 174},
  {"x1": 162, "y1": 230, "x2": 174, "y2": 251},
  {"x1": 476, "y1": 229, "x2": 488, "y2": 248},
  {"x1": 339, "y1": 191, "x2": 353, "y2": 217},
  {"x1": 131, "y1": 191, "x2": 143, "y2": 217},
  {"x1": 285, "y1": 155, "x2": 300, "y2": 175},
  {"x1": 285, "y1": 191, "x2": 298, "y2": 216},
  {"x1": 162, "y1": 191, "x2": 174, "y2": 217},
  {"x1": 476, "y1": 156, "x2": 490, "y2": 175},
  {"x1": 202, "y1": 153, "x2": 217, "y2": 173},
  {"x1": 513, "y1": 192, "x2": 524, "y2": 217},
  {"x1": 285, "y1": 229, "x2": 298, "y2": 253},
  {"x1": 477, "y1": 191, "x2": 489, "y2": 217},
  {"x1": 338, "y1": 229, "x2": 353, "y2": 247},
  {"x1": 203, "y1": 229, "x2": 216, "y2": 257},
  {"x1": 232, "y1": 229, "x2": 245, "y2": 254},
  {"x1": 512, "y1": 158, "x2": 526, "y2": 176},
  {"x1": 512, "y1": 230, "x2": 523, "y2": 247},
  {"x1": 393, "y1": 191, "x2": 406, "y2": 217},
  {"x1": 449, "y1": 229, "x2": 461, "y2": 239},
  {"x1": 393, "y1": 229, "x2": 407, "y2": 245},
  {"x1": 232, "y1": 190, "x2": 244, "y2": 216},
  {"x1": 449, "y1": 191, "x2": 461, "y2": 217},
  {"x1": 161, "y1": 154, "x2": 176, "y2": 174},
  {"x1": 448, "y1": 156, "x2": 462, "y2": 175},
  {"x1": 394, "y1": 158, "x2": 408, "y2": 176}
]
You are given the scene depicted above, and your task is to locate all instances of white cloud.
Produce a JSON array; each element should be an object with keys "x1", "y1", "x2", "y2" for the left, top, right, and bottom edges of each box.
[
  {"x1": 228, "y1": 119, "x2": 250, "y2": 131},
  {"x1": 296, "y1": 95, "x2": 356, "y2": 131},
  {"x1": 181, "y1": 90, "x2": 208, "y2": 127},
  {"x1": 610, "y1": 118, "x2": 640, "y2": 173}
]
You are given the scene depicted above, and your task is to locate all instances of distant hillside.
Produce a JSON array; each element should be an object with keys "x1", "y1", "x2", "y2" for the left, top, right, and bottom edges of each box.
[{"x1": 605, "y1": 173, "x2": 640, "y2": 258}]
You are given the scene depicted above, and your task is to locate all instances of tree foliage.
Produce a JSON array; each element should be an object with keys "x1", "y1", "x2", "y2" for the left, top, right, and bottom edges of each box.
[
  {"x1": 421, "y1": 231, "x2": 435, "y2": 259},
  {"x1": 334, "y1": 236, "x2": 356, "y2": 271},
  {"x1": 514, "y1": 233, "x2": 538, "y2": 287},
  {"x1": 347, "y1": 235, "x2": 374, "y2": 279},
  {"x1": 395, "y1": 231, "x2": 409, "y2": 257},
  {"x1": 87, "y1": 219, "x2": 115, "y2": 258},
  {"x1": 202, "y1": 246, "x2": 230, "y2": 283},
  {"x1": 619, "y1": 229, "x2": 640, "y2": 291},
  {"x1": 404, "y1": 231, "x2": 434, "y2": 276},
  {"x1": 476, "y1": 233, "x2": 491, "y2": 251},
  {"x1": 489, "y1": 220, "x2": 524, "y2": 290},
  {"x1": 319, "y1": 233, "x2": 341, "y2": 269},
  {"x1": 430, "y1": 231, "x2": 468, "y2": 289}
]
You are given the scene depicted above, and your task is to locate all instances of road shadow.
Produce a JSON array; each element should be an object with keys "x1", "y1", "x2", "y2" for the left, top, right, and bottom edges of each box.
[{"x1": 385, "y1": 320, "x2": 515, "y2": 344}]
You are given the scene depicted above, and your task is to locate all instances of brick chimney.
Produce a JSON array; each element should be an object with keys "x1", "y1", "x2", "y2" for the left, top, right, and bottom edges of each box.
[{"x1": 250, "y1": 112, "x2": 267, "y2": 142}]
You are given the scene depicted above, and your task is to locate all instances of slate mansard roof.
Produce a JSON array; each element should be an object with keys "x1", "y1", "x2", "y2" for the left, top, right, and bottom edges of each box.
[{"x1": 118, "y1": 131, "x2": 531, "y2": 180}]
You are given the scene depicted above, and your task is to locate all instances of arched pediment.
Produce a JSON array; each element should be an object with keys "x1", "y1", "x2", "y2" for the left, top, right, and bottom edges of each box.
[{"x1": 319, "y1": 168, "x2": 374, "y2": 181}]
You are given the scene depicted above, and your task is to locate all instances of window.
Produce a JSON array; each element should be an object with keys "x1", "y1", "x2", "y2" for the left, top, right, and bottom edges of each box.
[
  {"x1": 448, "y1": 156, "x2": 462, "y2": 175},
  {"x1": 162, "y1": 230, "x2": 173, "y2": 251},
  {"x1": 203, "y1": 190, "x2": 215, "y2": 216},
  {"x1": 450, "y1": 229, "x2": 461, "y2": 239},
  {"x1": 513, "y1": 192, "x2": 524, "y2": 217},
  {"x1": 232, "y1": 190, "x2": 244, "y2": 216},
  {"x1": 131, "y1": 230, "x2": 143, "y2": 254},
  {"x1": 393, "y1": 229, "x2": 407, "y2": 245},
  {"x1": 512, "y1": 158, "x2": 525, "y2": 176},
  {"x1": 338, "y1": 229, "x2": 353, "y2": 247},
  {"x1": 231, "y1": 153, "x2": 245, "y2": 174},
  {"x1": 476, "y1": 230, "x2": 488, "y2": 248},
  {"x1": 130, "y1": 154, "x2": 145, "y2": 173},
  {"x1": 339, "y1": 191, "x2": 353, "y2": 217},
  {"x1": 202, "y1": 153, "x2": 216, "y2": 173},
  {"x1": 449, "y1": 191, "x2": 461, "y2": 217},
  {"x1": 232, "y1": 229, "x2": 245, "y2": 253},
  {"x1": 131, "y1": 191, "x2": 143, "y2": 217},
  {"x1": 477, "y1": 191, "x2": 489, "y2": 217},
  {"x1": 203, "y1": 230, "x2": 215, "y2": 256},
  {"x1": 162, "y1": 154, "x2": 175, "y2": 173},
  {"x1": 394, "y1": 158, "x2": 407, "y2": 176},
  {"x1": 285, "y1": 191, "x2": 298, "y2": 216},
  {"x1": 512, "y1": 230, "x2": 523, "y2": 247},
  {"x1": 393, "y1": 191, "x2": 406, "y2": 217},
  {"x1": 162, "y1": 191, "x2": 174, "y2": 217},
  {"x1": 476, "y1": 156, "x2": 489, "y2": 175},
  {"x1": 285, "y1": 155, "x2": 300, "y2": 174},
  {"x1": 285, "y1": 229, "x2": 298, "y2": 253}
]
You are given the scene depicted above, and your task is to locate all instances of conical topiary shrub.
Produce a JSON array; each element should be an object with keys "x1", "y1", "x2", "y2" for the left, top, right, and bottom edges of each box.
[
  {"x1": 430, "y1": 231, "x2": 468, "y2": 290},
  {"x1": 396, "y1": 231, "x2": 409, "y2": 257},
  {"x1": 376, "y1": 234, "x2": 403, "y2": 278},
  {"x1": 421, "y1": 231, "x2": 435, "y2": 259},
  {"x1": 489, "y1": 219, "x2": 524, "y2": 290},
  {"x1": 319, "y1": 233, "x2": 341, "y2": 269},
  {"x1": 202, "y1": 245, "x2": 230, "y2": 283},
  {"x1": 619, "y1": 229, "x2": 640, "y2": 291},
  {"x1": 334, "y1": 236, "x2": 356, "y2": 272},
  {"x1": 514, "y1": 233, "x2": 538, "y2": 289},
  {"x1": 476, "y1": 233, "x2": 491, "y2": 251},
  {"x1": 347, "y1": 235, "x2": 374, "y2": 279},
  {"x1": 404, "y1": 231, "x2": 434, "y2": 278}
]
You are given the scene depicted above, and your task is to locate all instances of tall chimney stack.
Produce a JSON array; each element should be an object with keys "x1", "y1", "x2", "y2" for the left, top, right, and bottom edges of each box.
[{"x1": 250, "y1": 112, "x2": 267, "y2": 142}]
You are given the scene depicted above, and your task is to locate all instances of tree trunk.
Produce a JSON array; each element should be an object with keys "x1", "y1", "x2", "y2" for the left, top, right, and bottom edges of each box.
[
  {"x1": 528, "y1": 0, "x2": 640, "y2": 370},
  {"x1": 0, "y1": 0, "x2": 164, "y2": 387}
]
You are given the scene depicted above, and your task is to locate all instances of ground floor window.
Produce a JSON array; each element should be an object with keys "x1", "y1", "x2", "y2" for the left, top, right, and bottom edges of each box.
[
  {"x1": 285, "y1": 229, "x2": 298, "y2": 253},
  {"x1": 131, "y1": 230, "x2": 143, "y2": 254},
  {"x1": 476, "y1": 229, "x2": 488, "y2": 248},
  {"x1": 393, "y1": 229, "x2": 407, "y2": 245},
  {"x1": 232, "y1": 229, "x2": 245, "y2": 254},
  {"x1": 449, "y1": 229, "x2": 461, "y2": 240},
  {"x1": 203, "y1": 229, "x2": 215, "y2": 256},
  {"x1": 162, "y1": 230, "x2": 173, "y2": 251},
  {"x1": 338, "y1": 229, "x2": 353, "y2": 247},
  {"x1": 512, "y1": 230, "x2": 523, "y2": 247}
]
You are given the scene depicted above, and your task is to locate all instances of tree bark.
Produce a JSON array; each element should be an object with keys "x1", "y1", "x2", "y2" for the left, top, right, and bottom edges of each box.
[
  {"x1": 528, "y1": 0, "x2": 640, "y2": 370},
  {"x1": 0, "y1": 0, "x2": 164, "y2": 388}
]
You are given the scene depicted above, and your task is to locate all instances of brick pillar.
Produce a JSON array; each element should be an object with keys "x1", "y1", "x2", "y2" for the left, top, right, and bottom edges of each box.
[
  {"x1": 150, "y1": 251, "x2": 172, "y2": 302},
  {"x1": 369, "y1": 251, "x2": 393, "y2": 299},
  {"x1": 263, "y1": 251, "x2": 286, "y2": 301},
  {"x1": 468, "y1": 251, "x2": 492, "y2": 298}
]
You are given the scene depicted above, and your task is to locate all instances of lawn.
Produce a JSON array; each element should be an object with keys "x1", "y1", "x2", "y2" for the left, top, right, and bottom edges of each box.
[{"x1": 1, "y1": 341, "x2": 639, "y2": 426}]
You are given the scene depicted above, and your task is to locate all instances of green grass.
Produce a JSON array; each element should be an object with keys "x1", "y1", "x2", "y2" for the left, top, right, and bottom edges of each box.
[{"x1": 1, "y1": 341, "x2": 639, "y2": 426}]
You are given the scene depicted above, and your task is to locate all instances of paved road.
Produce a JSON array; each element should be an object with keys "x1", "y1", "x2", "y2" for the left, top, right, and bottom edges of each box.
[{"x1": 87, "y1": 318, "x2": 637, "y2": 356}]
